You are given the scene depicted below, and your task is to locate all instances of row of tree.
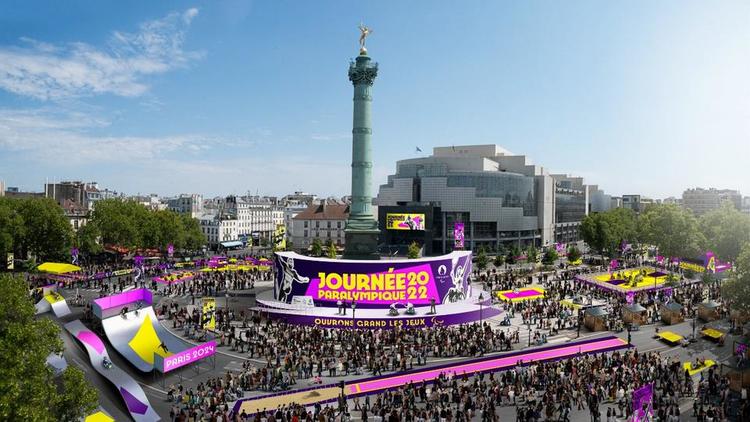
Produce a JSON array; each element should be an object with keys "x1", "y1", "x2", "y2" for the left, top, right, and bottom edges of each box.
[
  {"x1": 0, "y1": 197, "x2": 207, "y2": 265},
  {"x1": 309, "y1": 238, "x2": 338, "y2": 259},
  {"x1": 0, "y1": 197, "x2": 73, "y2": 262},
  {"x1": 722, "y1": 244, "x2": 750, "y2": 312},
  {"x1": 581, "y1": 203, "x2": 750, "y2": 261},
  {"x1": 79, "y1": 198, "x2": 205, "y2": 255},
  {"x1": 472, "y1": 244, "x2": 581, "y2": 271}
]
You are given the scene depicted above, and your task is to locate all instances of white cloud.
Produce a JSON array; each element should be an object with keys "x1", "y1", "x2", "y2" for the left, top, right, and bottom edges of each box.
[
  {"x1": 0, "y1": 108, "x2": 241, "y2": 164},
  {"x1": 0, "y1": 107, "x2": 372, "y2": 197},
  {"x1": 0, "y1": 8, "x2": 202, "y2": 100}
]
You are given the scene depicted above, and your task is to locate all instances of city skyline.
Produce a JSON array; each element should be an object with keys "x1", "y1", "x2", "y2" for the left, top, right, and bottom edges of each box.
[{"x1": 1, "y1": 1, "x2": 748, "y2": 199}]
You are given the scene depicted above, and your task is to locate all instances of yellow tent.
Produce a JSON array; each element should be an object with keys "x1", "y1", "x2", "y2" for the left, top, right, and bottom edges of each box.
[{"x1": 37, "y1": 262, "x2": 81, "y2": 274}]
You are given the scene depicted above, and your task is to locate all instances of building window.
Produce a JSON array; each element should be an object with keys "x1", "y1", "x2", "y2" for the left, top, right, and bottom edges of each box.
[
  {"x1": 304, "y1": 230, "x2": 308, "y2": 237},
  {"x1": 304, "y1": 221, "x2": 308, "y2": 228},
  {"x1": 337, "y1": 221, "x2": 342, "y2": 229}
]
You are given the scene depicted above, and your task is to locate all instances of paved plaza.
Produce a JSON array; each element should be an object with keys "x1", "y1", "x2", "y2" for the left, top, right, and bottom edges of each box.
[{"x1": 39, "y1": 260, "x2": 745, "y2": 421}]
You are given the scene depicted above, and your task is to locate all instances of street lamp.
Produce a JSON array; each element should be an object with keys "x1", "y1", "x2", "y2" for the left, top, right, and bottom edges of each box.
[
  {"x1": 692, "y1": 309, "x2": 697, "y2": 342},
  {"x1": 528, "y1": 325, "x2": 532, "y2": 347},
  {"x1": 225, "y1": 277, "x2": 230, "y2": 310},
  {"x1": 478, "y1": 293, "x2": 484, "y2": 325}
]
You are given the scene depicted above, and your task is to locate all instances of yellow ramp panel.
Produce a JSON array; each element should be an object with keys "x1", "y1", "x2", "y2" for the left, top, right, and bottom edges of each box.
[
  {"x1": 658, "y1": 331, "x2": 683, "y2": 343},
  {"x1": 127, "y1": 314, "x2": 173, "y2": 364},
  {"x1": 85, "y1": 411, "x2": 115, "y2": 422},
  {"x1": 44, "y1": 293, "x2": 65, "y2": 304},
  {"x1": 683, "y1": 359, "x2": 715, "y2": 376}
]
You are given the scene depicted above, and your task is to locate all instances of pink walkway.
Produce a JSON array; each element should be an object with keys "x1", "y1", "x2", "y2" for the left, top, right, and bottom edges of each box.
[{"x1": 348, "y1": 336, "x2": 626, "y2": 394}]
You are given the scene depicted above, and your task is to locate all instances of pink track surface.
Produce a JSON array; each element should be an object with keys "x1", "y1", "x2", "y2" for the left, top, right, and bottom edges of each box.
[
  {"x1": 77, "y1": 331, "x2": 105, "y2": 355},
  {"x1": 347, "y1": 337, "x2": 626, "y2": 395},
  {"x1": 500, "y1": 289, "x2": 543, "y2": 300}
]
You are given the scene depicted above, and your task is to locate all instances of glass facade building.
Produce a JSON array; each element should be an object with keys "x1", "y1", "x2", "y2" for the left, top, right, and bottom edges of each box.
[{"x1": 376, "y1": 145, "x2": 556, "y2": 254}]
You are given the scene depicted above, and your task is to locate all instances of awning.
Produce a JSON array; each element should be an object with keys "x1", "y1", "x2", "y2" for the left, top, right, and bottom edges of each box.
[
  {"x1": 699, "y1": 301, "x2": 720, "y2": 309},
  {"x1": 37, "y1": 262, "x2": 81, "y2": 274},
  {"x1": 662, "y1": 302, "x2": 683, "y2": 312},
  {"x1": 220, "y1": 241, "x2": 243, "y2": 248},
  {"x1": 624, "y1": 303, "x2": 647, "y2": 313},
  {"x1": 586, "y1": 306, "x2": 608, "y2": 317}
]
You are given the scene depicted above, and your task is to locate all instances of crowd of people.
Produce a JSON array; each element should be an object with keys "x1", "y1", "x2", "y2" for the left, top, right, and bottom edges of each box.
[
  {"x1": 23, "y1": 251, "x2": 749, "y2": 421},
  {"x1": 176, "y1": 320, "x2": 522, "y2": 393},
  {"x1": 238, "y1": 349, "x2": 749, "y2": 422}
]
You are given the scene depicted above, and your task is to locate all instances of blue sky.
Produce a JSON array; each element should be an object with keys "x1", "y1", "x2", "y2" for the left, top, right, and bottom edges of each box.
[{"x1": 1, "y1": 0, "x2": 748, "y2": 199}]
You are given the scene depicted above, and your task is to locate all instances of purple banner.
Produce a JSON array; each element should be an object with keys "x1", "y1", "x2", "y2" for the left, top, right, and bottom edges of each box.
[
  {"x1": 736, "y1": 342, "x2": 748, "y2": 357},
  {"x1": 705, "y1": 251, "x2": 731, "y2": 273},
  {"x1": 453, "y1": 222, "x2": 464, "y2": 249},
  {"x1": 160, "y1": 341, "x2": 216, "y2": 373},
  {"x1": 92, "y1": 288, "x2": 153, "y2": 319},
  {"x1": 274, "y1": 251, "x2": 472, "y2": 308},
  {"x1": 631, "y1": 383, "x2": 654, "y2": 422},
  {"x1": 626, "y1": 291, "x2": 635, "y2": 304},
  {"x1": 609, "y1": 259, "x2": 619, "y2": 272},
  {"x1": 263, "y1": 307, "x2": 501, "y2": 330}
]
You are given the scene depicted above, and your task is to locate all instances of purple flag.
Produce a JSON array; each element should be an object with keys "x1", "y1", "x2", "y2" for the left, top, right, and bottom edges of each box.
[
  {"x1": 453, "y1": 223, "x2": 464, "y2": 249},
  {"x1": 631, "y1": 383, "x2": 654, "y2": 422}
]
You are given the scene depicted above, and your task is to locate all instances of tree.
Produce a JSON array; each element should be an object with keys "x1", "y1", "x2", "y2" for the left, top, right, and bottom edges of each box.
[
  {"x1": 0, "y1": 199, "x2": 23, "y2": 262},
  {"x1": 640, "y1": 204, "x2": 704, "y2": 259},
  {"x1": 526, "y1": 246, "x2": 539, "y2": 263},
  {"x1": 567, "y1": 245, "x2": 582, "y2": 263},
  {"x1": 699, "y1": 202, "x2": 750, "y2": 262},
  {"x1": 86, "y1": 199, "x2": 205, "y2": 253},
  {"x1": 0, "y1": 197, "x2": 74, "y2": 262},
  {"x1": 54, "y1": 367, "x2": 99, "y2": 422},
  {"x1": 407, "y1": 242, "x2": 421, "y2": 259},
  {"x1": 722, "y1": 244, "x2": 750, "y2": 313},
  {"x1": 310, "y1": 239, "x2": 323, "y2": 257},
  {"x1": 0, "y1": 274, "x2": 98, "y2": 420},
  {"x1": 181, "y1": 215, "x2": 206, "y2": 251},
  {"x1": 581, "y1": 208, "x2": 638, "y2": 258},
  {"x1": 475, "y1": 246, "x2": 489, "y2": 271},
  {"x1": 75, "y1": 222, "x2": 102, "y2": 256},
  {"x1": 326, "y1": 240, "x2": 337, "y2": 259},
  {"x1": 88, "y1": 199, "x2": 142, "y2": 249},
  {"x1": 493, "y1": 253, "x2": 505, "y2": 268},
  {"x1": 542, "y1": 248, "x2": 558, "y2": 265},
  {"x1": 506, "y1": 245, "x2": 520, "y2": 265}
]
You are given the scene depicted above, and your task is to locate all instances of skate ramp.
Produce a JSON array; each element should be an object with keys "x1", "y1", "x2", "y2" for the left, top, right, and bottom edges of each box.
[
  {"x1": 34, "y1": 285, "x2": 71, "y2": 317},
  {"x1": 65, "y1": 320, "x2": 160, "y2": 422},
  {"x1": 127, "y1": 313, "x2": 174, "y2": 364},
  {"x1": 102, "y1": 306, "x2": 188, "y2": 372}
]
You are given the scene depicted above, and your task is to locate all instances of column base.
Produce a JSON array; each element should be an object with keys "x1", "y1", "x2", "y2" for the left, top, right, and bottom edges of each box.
[{"x1": 343, "y1": 229, "x2": 380, "y2": 260}]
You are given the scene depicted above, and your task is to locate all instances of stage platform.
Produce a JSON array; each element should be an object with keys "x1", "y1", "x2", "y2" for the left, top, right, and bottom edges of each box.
[
  {"x1": 575, "y1": 267, "x2": 677, "y2": 295},
  {"x1": 232, "y1": 335, "x2": 630, "y2": 414},
  {"x1": 254, "y1": 288, "x2": 500, "y2": 329}
]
